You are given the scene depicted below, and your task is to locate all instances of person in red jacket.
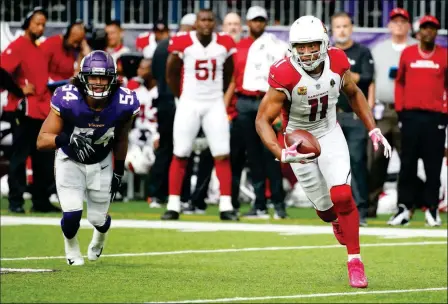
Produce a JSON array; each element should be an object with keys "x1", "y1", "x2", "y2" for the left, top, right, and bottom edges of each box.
[
  {"x1": 390, "y1": 15, "x2": 447, "y2": 227},
  {"x1": 39, "y1": 20, "x2": 90, "y2": 82},
  {"x1": 0, "y1": 7, "x2": 59, "y2": 213}
]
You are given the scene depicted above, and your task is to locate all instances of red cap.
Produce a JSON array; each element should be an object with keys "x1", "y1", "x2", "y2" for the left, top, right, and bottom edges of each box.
[
  {"x1": 389, "y1": 8, "x2": 410, "y2": 20},
  {"x1": 419, "y1": 15, "x2": 441, "y2": 29}
]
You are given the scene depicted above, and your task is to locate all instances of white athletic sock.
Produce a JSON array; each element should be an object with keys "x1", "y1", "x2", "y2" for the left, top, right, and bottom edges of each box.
[
  {"x1": 91, "y1": 228, "x2": 107, "y2": 245},
  {"x1": 167, "y1": 195, "x2": 181, "y2": 212},
  {"x1": 219, "y1": 195, "x2": 233, "y2": 212},
  {"x1": 348, "y1": 254, "x2": 361, "y2": 262}
]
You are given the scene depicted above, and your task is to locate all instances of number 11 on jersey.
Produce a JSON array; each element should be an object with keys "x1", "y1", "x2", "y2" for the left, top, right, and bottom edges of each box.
[{"x1": 308, "y1": 95, "x2": 328, "y2": 121}]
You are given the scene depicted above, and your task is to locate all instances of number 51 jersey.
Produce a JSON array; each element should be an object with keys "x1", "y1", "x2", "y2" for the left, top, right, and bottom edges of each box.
[
  {"x1": 168, "y1": 31, "x2": 236, "y2": 102},
  {"x1": 268, "y1": 47, "x2": 350, "y2": 139},
  {"x1": 50, "y1": 84, "x2": 140, "y2": 164}
]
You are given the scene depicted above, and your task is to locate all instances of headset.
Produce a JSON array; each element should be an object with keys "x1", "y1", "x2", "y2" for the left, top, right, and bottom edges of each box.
[{"x1": 21, "y1": 6, "x2": 48, "y2": 30}]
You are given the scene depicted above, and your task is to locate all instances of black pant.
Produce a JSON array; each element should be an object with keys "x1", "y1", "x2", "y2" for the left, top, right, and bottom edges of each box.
[
  {"x1": 229, "y1": 119, "x2": 246, "y2": 210},
  {"x1": 338, "y1": 112, "x2": 369, "y2": 219},
  {"x1": 367, "y1": 104, "x2": 401, "y2": 216},
  {"x1": 190, "y1": 148, "x2": 214, "y2": 210},
  {"x1": 146, "y1": 99, "x2": 191, "y2": 202},
  {"x1": 235, "y1": 96, "x2": 285, "y2": 210},
  {"x1": 8, "y1": 116, "x2": 55, "y2": 210},
  {"x1": 398, "y1": 110, "x2": 447, "y2": 210}
]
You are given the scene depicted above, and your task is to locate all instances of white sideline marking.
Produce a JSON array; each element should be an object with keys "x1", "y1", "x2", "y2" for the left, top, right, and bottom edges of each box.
[
  {"x1": 146, "y1": 287, "x2": 448, "y2": 303},
  {"x1": 0, "y1": 268, "x2": 54, "y2": 273},
  {"x1": 1, "y1": 241, "x2": 446, "y2": 261},
  {"x1": 1, "y1": 216, "x2": 447, "y2": 239}
]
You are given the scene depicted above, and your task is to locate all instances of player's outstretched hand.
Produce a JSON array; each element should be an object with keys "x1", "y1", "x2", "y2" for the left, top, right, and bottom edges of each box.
[
  {"x1": 281, "y1": 140, "x2": 316, "y2": 164},
  {"x1": 69, "y1": 133, "x2": 95, "y2": 162},
  {"x1": 110, "y1": 173, "x2": 123, "y2": 202},
  {"x1": 369, "y1": 128, "x2": 392, "y2": 158}
]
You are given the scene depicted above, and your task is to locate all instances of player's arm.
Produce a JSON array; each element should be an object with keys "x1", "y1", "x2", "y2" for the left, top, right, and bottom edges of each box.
[
  {"x1": 343, "y1": 70, "x2": 391, "y2": 157},
  {"x1": 36, "y1": 110, "x2": 64, "y2": 150},
  {"x1": 113, "y1": 116, "x2": 135, "y2": 176},
  {"x1": 342, "y1": 70, "x2": 376, "y2": 131},
  {"x1": 255, "y1": 87, "x2": 286, "y2": 160},
  {"x1": 223, "y1": 55, "x2": 234, "y2": 93},
  {"x1": 166, "y1": 53, "x2": 182, "y2": 98},
  {"x1": 224, "y1": 75, "x2": 235, "y2": 108}
]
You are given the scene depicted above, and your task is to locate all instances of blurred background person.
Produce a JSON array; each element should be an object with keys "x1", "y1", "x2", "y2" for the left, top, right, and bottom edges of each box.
[
  {"x1": 136, "y1": 19, "x2": 170, "y2": 59},
  {"x1": 125, "y1": 58, "x2": 159, "y2": 178},
  {"x1": 105, "y1": 20, "x2": 130, "y2": 62},
  {"x1": 234, "y1": 6, "x2": 288, "y2": 219},
  {"x1": 40, "y1": 20, "x2": 90, "y2": 83},
  {"x1": 222, "y1": 12, "x2": 242, "y2": 43},
  {"x1": 368, "y1": 8, "x2": 417, "y2": 218},
  {"x1": 0, "y1": 7, "x2": 59, "y2": 213},
  {"x1": 390, "y1": 15, "x2": 447, "y2": 227},
  {"x1": 146, "y1": 14, "x2": 195, "y2": 208},
  {"x1": 331, "y1": 12, "x2": 374, "y2": 226}
]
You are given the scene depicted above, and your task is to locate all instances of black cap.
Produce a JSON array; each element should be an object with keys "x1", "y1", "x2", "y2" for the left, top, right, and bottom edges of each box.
[
  {"x1": 22, "y1": 6, "x2": 48, "y2": 30},
  {"x1": 153, "y1": 19, "x2": 168, "y2": 32}
]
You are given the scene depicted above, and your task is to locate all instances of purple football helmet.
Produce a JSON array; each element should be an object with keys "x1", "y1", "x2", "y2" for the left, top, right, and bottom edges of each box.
[{"x1": 78, "y1": 50, "x2": 117, "y2": 99}]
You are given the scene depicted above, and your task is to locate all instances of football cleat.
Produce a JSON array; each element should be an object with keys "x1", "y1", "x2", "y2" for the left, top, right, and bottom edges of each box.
[
  {"x1": 273, "y1": 204, "x2": 288, "y2": 219},
  {"x1": 241, "y1": 208, "x2": 270, "y2": 219},
  {"x1": 425, "y1": 209, "x2": 442, "y2": 227},
  {"x1": 387, "y1": 204, "x2": 410, "y2": 226},
  {"x1": 332, "y1": 220, "x2": 345, "y2": 245},
  {"x1": 220, "y1": 211, "x2": 239, "y2": 221},
  {"x1": 87, "y1": 229, "x2": 107, "y2": 261},
  {"x1": 64, "y1": 235, "x2": 84, "y2": 266},
  {"x1": 161, "y1": 210, "x2": 180, "y2": 220},
  {"x1": 347, "y1": 258, "x2": 368, "y2": 288}
]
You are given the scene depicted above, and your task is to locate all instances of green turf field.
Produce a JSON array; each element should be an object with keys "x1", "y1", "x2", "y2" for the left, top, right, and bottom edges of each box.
[{"x1": 1, "y1": 198, "x2": 447, "y2": 303}]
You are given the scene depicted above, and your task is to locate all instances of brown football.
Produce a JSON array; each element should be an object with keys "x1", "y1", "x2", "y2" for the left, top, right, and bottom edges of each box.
[{"x1": 285, "y1": 130, "x2": 321, "y2": 159}]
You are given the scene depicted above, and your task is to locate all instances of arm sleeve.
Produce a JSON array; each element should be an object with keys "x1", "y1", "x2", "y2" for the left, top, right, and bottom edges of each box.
[
  {"x1": 358, "y1": 48, "x2": 374, "y2": 85},
  {"x1": 394, "y1": 51, "x2": 407, "y2": 112},
  {"x1": 0, "y1": 67, "x2": 24, "y2": 98},
  {"x1": 0, "y1": 44, "x2": 22, "y2": 74}
]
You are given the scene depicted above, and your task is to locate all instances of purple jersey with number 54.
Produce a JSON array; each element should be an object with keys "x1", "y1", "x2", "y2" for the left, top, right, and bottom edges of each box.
[{"x1": 50, "y1": 84, "x2": 140, "y2": 164}]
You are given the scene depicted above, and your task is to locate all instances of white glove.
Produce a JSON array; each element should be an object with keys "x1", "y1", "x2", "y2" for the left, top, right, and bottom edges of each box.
[
  {"x1": 280, "y1": 141, "x2": 316, "y2": 163},
  {"x1": 369, "y1": 128, "x2": 392, "y2": 158}
]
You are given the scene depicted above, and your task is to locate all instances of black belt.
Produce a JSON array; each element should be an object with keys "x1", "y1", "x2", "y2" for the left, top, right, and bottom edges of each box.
[{"x1": 236, "y1": 93, "x2": 265, "y2": 101}]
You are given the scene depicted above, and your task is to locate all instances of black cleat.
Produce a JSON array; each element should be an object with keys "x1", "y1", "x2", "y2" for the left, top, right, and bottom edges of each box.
[
  {"x1": 220, "y1": 211, "x2": 239, "y2": 221},
  {"x1": 8, "y1": 206, "x2": 25, "y2": 214},
  {"x1": 274, "y1": 205, "x2": 288, "y2": 219},
  {"x1": 161, "y1": 210, "x2": 180, "y2": 220}
]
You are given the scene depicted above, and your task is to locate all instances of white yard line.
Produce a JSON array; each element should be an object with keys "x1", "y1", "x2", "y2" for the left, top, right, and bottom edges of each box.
[
  {"x1": 1, "y1": 241, "x2": 446, "y2": 261},
  {"x1": 1, "y1": 216, "x2": 447, "y2": 238},
  {"x1": 145, "y1": 287, "x2": 448, "y2": 303}
]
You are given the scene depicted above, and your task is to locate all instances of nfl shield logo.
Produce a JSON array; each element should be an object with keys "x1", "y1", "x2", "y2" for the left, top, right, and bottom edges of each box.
[
  {"x1": 297, "y1": 86, "x2": 307, "y2": 95},
  {"x1": 316, "y1": 84, "x2": 321, "y2": 90}
]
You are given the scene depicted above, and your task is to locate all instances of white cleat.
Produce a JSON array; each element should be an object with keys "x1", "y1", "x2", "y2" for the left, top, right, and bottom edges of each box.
[
  {"x1": 425, "y1": 209, "x2": 442, "y2": 227},
  {"x1": 387, "y1": 204, "x2": 410, "y2": 226},
  {"x1": 87, "y1": 229, "x2": 107, "y2": 261},
  {"x1": 64, "y1": 235, "x2": 84, "y2": 266}
]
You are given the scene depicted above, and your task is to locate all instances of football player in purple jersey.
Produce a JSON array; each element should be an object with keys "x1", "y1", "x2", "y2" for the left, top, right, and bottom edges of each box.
[{"x1": 37, "y1": 50, "x2": 140, "y2": 265}]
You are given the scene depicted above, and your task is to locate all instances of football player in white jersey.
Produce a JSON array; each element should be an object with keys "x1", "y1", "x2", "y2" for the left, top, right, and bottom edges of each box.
[
  {"x1": 161, "y1": 9, "x2": 238, "y2": 221},
  {"x1": 256, "y1": 16, "x2": 392, "y2": 288}
]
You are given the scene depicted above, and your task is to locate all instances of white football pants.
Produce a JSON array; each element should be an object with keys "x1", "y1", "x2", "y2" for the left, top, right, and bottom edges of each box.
[
  {"x1": 289, "y1": 124, "x2": 351, "y2": 211},
  {"x1": 55, "y1": 149, "x2": 112, "y2": 227},
  {"x1": 173, "y1": 99, "x2": 230, "y2": 157}
]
